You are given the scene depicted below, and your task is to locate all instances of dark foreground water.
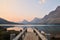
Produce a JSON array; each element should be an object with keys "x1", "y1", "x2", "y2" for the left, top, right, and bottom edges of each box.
[{"x1": 34, "y1": 26, "x2": 60, "y2": 34}]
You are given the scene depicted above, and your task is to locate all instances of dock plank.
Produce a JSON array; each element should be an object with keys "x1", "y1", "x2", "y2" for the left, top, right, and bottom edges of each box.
[{"x1": 23, "y1": 32, "x2": 39, "y2": 40}]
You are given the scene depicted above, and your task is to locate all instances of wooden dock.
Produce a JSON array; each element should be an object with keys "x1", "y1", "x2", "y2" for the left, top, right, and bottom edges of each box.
[
  {"x1": 23, "y1": 32, "x2": 39, "y2": 40},
  {"x1": 12, "y1": 27, "x2": 47, "y2": 40}
]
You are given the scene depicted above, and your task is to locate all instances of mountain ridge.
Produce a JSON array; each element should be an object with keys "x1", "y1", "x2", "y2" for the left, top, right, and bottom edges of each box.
[{"x1": 41, "y1": 6, "x2": 60, "y2": 24}]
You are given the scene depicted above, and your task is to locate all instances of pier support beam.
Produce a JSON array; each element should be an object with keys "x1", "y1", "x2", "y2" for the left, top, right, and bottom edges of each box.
[
  {"x1": 10, "y1": 34, "x2": 15, "y2": 40},
  {"x1": 45, "y1": 34, "x2": 51, "y2": 40}
]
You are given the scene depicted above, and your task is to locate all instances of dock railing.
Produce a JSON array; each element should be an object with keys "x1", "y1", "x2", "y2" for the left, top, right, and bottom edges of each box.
[
  {"x1": 12, "y1": 28, "x2": 27, "y2": 40},
  {"x1": 33, "y1": 28, "x2": 48, "y2": 40}
]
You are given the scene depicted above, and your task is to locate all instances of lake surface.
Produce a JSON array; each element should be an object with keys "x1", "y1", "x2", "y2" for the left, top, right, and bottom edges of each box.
[
  {"x1": 17, "y1": 25, "x2": 60, "y2": 34},
  {"x1": 1, "y1": 24, "x2": 60, "y2": 34}
]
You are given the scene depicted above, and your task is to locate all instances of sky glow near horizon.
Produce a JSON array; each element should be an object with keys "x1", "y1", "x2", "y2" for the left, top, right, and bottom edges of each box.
[{"x1": 0, "y1": 0, "x2": 60, "y2": 22}]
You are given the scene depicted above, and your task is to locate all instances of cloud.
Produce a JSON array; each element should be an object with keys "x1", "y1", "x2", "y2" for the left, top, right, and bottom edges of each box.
[{"x1": 38, "y1": 0, "x2": 46, "y2": 4}]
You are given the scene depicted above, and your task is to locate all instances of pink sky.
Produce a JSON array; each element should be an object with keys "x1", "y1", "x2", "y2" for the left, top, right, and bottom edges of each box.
[{"x1": 0, "y1": 0, "x2": 59, "y2": 22}]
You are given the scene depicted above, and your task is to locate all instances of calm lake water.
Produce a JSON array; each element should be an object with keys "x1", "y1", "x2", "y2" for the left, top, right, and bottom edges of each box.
[
  {"x1": 17, "y1": 25, "x2": 60, "y2": 34},
  {"x1": 1, "y1": 24, "x2": 60, "y2": 34}
]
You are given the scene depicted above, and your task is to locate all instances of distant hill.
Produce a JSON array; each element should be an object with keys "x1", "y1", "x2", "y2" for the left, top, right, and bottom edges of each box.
[
  {"x1": 21, "y1": 19, "x2": 29, "y2": 24},
  {"x1": 30, "y1": 17, "x2": 41, "y2": 23},
  {"x1": 18, "y1": 17, "x2": 42, "y2": 24},
  {"x1": 41, "y1": 6, "x2": 60, "y2": 24},
  {"x1": 0, "y1": 18, "x2": 17, "y2": 24},
  {"x1": 0, "y1": 18, "x2": 19, "y2": 28}
]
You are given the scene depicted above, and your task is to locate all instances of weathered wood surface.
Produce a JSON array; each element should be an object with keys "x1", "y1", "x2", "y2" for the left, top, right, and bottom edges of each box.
[
  {"x1": 13, "y1": 29, "x2": 27, "y2": 40},
  {"x1": 33, "y1": 28, "x2": 48, "y2": 40},
  {"x1": 12, "y1": 27, "x2": 48, "y2": 40},
  {"x1": 23, "y1": 32, "x2": 39, "y2": 40}
]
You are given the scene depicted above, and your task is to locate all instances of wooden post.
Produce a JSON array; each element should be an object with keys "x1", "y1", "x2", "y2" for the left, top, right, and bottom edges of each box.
[
  {"x1": 10, "y1": 34, "x2": 15, "y2": 40},
  {"x1": 45, "y1": 34, "x2": 51, "y2": 40}
]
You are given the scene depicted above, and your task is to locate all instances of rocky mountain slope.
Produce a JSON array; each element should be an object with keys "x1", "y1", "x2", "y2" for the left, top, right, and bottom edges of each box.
[{"x1": 41, "y1": 6, "x2": 60, "y2": 24}]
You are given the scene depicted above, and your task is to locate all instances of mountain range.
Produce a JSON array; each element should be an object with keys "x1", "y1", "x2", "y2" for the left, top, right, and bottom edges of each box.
[
  {"x1": 0, "y1": 6, "x2": 60, "y2": 24},
  {"x1": 30, "y1": 17, "x2": 41, "y2": 23},
  {"x1": 0, "y1": 18, "x2": 19, "y2": 24},
  {"x1": 41, "y1": 6, "x2": 60, "y2": 24},
  {"x1": 21, "y1": 6, "x2": 60, "y2": 24}
]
